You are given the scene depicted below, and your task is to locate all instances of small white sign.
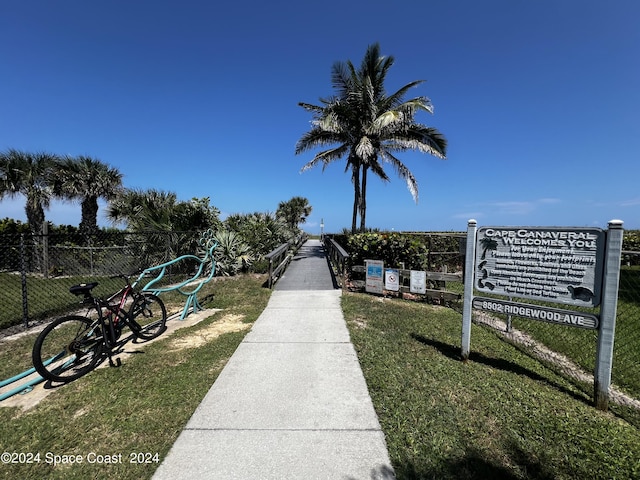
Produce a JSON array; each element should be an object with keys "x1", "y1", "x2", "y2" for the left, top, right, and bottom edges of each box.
[
  {"x1": 385, "y1": 269, "x2": 399, "y2": 291},
  {"x1": 410, "y1": 270, "x2": 427, "y2": 294},
  {"x1": 365, "y1": 260, "x2": 384, "y2": 294}
]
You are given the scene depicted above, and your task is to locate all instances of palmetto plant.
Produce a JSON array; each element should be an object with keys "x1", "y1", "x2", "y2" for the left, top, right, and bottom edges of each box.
[
  {"x1": 107, "y1": 189, "x2": 222, "y2": 265},
  {"x1": 224, "y1": 211, "x2": 290, "y2": 258},
  {"x1": 296, "y1": 43, "x2": 447, "y2": 233},
  {"x1": 107, "y1": 188, "x2": 178, "y2": 232},
  {"x1": 212, "y1": 230, "x2": 253, "y2": 276}
]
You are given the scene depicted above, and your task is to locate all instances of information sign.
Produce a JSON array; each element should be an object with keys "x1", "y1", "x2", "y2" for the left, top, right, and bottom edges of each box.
[
  {"x1": 475, "y1": 227, "x2": 605, "y2": 307},
  {"x1": 410, "y1": 270, "x2": 427, "y2": 294},
  {"x1": 365, "y1": 260, "x2": 384, "y2": 294}
]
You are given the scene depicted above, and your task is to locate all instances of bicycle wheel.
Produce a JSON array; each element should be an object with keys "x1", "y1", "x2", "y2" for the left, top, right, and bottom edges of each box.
[
  {"x1": 32, "y1": 315, "x2": 103, "y2": 383},
  {"x1": 129, "y1": 292, "x2": 167, "y2": 340}
]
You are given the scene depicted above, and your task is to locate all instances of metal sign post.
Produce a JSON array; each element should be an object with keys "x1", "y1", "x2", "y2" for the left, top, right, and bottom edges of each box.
[
  {"x1": 594, "y1": 220, "x2": 624, "y2": 410},
  {"x1": 461, "y1": 220, "x2": 477, "y2": 361}
]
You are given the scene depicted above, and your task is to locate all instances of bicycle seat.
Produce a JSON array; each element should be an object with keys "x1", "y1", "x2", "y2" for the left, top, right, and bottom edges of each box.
[{"x1": 69, "y1": 282, "x2": 99, "y2": 296}]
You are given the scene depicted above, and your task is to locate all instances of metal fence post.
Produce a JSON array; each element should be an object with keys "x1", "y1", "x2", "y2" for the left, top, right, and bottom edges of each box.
[
  {"x1": 88, "y1": 234, "x2": 95, "y2": 276},
  {"x1": 42, "y1": 222, "x2": 49, "y2": 278},
  {"x1": 594, "y1": 219, "x2": 624, "y2": 410},
  {"x1": 20, "y1": 233, "x2": 29, "y2": 328}
]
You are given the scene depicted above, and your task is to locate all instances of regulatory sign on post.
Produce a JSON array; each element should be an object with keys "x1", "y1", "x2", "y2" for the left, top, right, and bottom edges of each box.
[
  {"x1": 410, "y1": 270, "x2": 427, "y2": 294},
  {"x1": 385, "y1": 269, "x2": 399, "y2": 291},
  {"x1": 475, "y1": 227, "x2": 605, "y2": 307},
  {"x1": 365, "y1": 260, "x2": 384, "y2": 294}
]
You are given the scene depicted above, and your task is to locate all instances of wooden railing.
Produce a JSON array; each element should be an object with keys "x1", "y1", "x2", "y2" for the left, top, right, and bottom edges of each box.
[
  {"x1": 264, "y1": 234, "x2": 308, "y2": 288},
  {"x1": 323, "y1": 237, "x2": 350, "y2": 288}
]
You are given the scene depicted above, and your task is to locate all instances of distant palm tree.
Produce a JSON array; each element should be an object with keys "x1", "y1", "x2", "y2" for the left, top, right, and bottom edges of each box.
[
  {"x1": 296, "y1": 43, "x2": 447, "y2": 233},
  {"x1": 55, "y1": 155, "x2": 123, "y2": 235},
  {"x1": 0, "y1": 149, "x2": 59, "y2": 236},
  {"x1": 276, "y1": 196, "x2": 312, "y2": 231}
]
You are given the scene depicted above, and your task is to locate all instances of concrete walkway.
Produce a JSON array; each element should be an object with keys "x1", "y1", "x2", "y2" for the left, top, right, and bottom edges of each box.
[{"x1": 153, "y1": 240, "x2": 395, "y2": 479}]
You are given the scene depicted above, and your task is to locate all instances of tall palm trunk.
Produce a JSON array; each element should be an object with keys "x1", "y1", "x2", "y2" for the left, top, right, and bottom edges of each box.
[
  {"x1": 25, "y1": 196, "x2": 46, "y2": 273},
  {"x1": 80, "y1": 195, "x2": 99, "y2": 237},
  {"x1": 26, "y1": 197, "x2": 45, "y2": 237},
  {"x1": 359, "y1": 165, "x2": 368, "y2": 232},
  {"x1": 351, "y1": 164, "x2": 361, "y2": 234}
]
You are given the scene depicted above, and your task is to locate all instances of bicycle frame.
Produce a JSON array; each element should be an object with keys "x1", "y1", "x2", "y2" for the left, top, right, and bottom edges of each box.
[
  {"x1": 81, "y1": 277, "x2": 144, "y2": 355},
  {"x1": 32, "y1": 275, "x2": 167, "y2": 383}
]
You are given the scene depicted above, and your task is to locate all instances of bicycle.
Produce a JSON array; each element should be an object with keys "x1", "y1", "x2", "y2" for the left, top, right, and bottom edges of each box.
[{"x1": 32, "y1": 273, "x2": 167, "y2": 383}]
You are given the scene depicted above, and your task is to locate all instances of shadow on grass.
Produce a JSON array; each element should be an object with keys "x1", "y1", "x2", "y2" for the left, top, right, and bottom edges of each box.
[
  {"x1": 410, "y1": 333, "x2": 591, "y2": 406},
  {"x1": 394, "y1": 443, "x2": 556, "y2": 480}
]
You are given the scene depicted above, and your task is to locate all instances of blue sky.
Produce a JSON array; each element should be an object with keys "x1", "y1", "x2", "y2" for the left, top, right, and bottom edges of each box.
[{"x1": 1, "y1": 0, "x2": 638, "y2": 234}]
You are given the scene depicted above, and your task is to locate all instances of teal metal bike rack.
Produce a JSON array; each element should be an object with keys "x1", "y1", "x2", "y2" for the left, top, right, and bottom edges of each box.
[{"x1": 140, "y1": 229, "x2": 218, "y2": 320}]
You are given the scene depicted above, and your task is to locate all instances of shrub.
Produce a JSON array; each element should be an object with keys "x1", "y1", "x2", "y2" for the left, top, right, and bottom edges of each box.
[
  {"x1": 212, "y1": 230, "x2": 253, "y2": 276},
  {"x1": 347, "y1": 232, "x2": 428, "y2": 271}
]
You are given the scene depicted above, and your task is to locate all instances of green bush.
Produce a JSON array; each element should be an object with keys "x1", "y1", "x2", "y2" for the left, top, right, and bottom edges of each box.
[
  {"x1": 212, "y1": 230, "x2": 253, "y2": 276},
  {"x1": 347, "y1": 232, "x2": 428, "y2": 270},
  {"x1": 624, "y1": 230, "x2": 640, "y2": 251}
]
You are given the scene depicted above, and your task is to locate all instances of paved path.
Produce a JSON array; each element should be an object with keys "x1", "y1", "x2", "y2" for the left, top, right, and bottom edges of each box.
[{"x1": 153, "y1": 239, "x2": 395, "y2": 479}]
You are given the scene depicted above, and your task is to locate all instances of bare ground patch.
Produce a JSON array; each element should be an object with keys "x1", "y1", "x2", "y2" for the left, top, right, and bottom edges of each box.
[{"x1": 167, "y1": 314, "x2": 249, "y2": 351}]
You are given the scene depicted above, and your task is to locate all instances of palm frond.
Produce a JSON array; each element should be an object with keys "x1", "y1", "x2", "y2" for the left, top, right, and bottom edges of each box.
[{"x1": 381, "y1": 151, "x2": 419, "y2": 202}]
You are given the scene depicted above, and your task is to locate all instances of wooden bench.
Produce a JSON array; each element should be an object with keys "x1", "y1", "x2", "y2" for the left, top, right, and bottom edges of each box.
[{"x1": 140, "y1": 230, "x2": 217, "y2": 319}]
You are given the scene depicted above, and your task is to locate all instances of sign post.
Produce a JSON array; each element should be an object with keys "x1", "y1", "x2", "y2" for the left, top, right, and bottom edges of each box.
[
  {"x1": 385, "y1": 269, "x2": 399, "y2": 292},
  {"x1": 594, "y1": 220, "x2": 624, "y2": 410},
  {"x1": 410, "y1": 270, "x2": 427, "y2": 294},
  {"x1": 461, "y1": 220, "x2": 477, "y2": 361}
]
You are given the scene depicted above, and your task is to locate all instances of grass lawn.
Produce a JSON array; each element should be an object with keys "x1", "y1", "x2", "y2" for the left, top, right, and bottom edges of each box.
[
  {"x1": 0, "y1": 274, "x2": 271, "y2": 480},
  {"x1": 2, "y1": 277, "x2": 639, "y2": 479},
  {"x1": 342, "y1": 292, "x2": 640, "y2": 480}
]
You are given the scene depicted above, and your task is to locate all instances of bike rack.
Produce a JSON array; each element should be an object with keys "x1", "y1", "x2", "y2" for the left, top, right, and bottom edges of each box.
[
  {"x1": 141, "y1": 230, "x2": 218, "y2": 320},
  {"x1": 0, "y1": 367, "x2": 45, "y2": 402},
  {"x1": 0, "y1": 352, "x2": 67, "y2": 402}
]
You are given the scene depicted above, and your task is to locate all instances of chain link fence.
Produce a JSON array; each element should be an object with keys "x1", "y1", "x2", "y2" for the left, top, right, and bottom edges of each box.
[
  {"x1": 0, "y1": 230, "x2": 203, "y2": 332},
  {"x1": 613, "y1": 253, "x2": 640, "y2": 398},
  {"x1": 473, "y1": 251, "x2": 640, "y2": 406}
]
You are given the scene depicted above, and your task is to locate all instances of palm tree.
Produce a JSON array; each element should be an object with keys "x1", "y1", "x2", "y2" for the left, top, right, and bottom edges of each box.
[
  {"x1": 55, "y1": 155, "x2": 123, "y2": 236},
  {"x1": 276, "y1": 196, "x2": 312, "y2": 232},
  {"x1": 0, "y1": 149, "x2": 59, "y2": 236},
  {"x1": 296, "y1": 43, "x2": 447, "y2": 233},
  {"x1": 107, "y1": 189, "x2": 222, "y2": 261},
  {"x1": 107, "y1": 188, "x2": 178, "y2": 232},
  {"x1": 107, "y1": 188, "x2": 180, "y2": 264}
]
